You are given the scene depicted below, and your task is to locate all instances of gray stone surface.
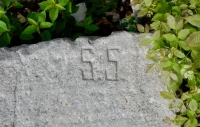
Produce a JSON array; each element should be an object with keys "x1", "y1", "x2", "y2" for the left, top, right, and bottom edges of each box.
[{"x1": 0, "y1": 32, "x2": 176, "y2": 127}]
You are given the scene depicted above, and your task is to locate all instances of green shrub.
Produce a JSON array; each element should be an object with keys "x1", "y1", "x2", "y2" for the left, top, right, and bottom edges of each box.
[{"x1": 137, "y1": 0, "x2": 200, "y2": 126}]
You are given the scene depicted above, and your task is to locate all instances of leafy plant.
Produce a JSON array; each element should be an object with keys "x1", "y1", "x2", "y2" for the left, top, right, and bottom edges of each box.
[
  {"x1": 137, "y1": 0, "x2": 200, "y2": 126},
  {"x1": 0, "y1": 0, "x2": 100, "y2": 47}
]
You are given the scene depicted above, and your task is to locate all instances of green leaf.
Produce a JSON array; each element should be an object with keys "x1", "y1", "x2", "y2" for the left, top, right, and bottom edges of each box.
[
  {"x1": 2, "y1": 0, "x2": 10, "y2": 7},
  {"x1": 181, "y1": 92, "x2": 192, "y2": 101},
  {"x1": 41, "y1": 30, "x2": 51, "y2": 41},
  {"x1": 1, "y1": 15, "x2": 10, "y2": 27},
  {"x1": 49, "y1": 8, "x2": 59, "y2": 22},
  {"x1": 150, "y1": 21, "x2": 160, "y2": 30},
  {"x1": 169, "y1": 72, "x2": 178, "y2": 81},
  {"x1": 144, "y1": 0, "x2": 153, "y2": 6},
  {"x1": 185, "y1": 14, "x2": 200, "y2": 27},
  {"x1": 172, "y1": 115, "x2": 188, "y2": 125},
  {"x1": 174, "y1": 50, "x2": 185, "y2": 58},
  {"x1": 136, "y1": 24, "x2": 144, "y2": 33},
  {"x1": 47, "y1": 0, "x2": 55, "y2": 4},
  {"x1": 0, "y1": 20, "x2": 8, "y2": 32},
  {"x1": 58, "y1": 0, "x2": 69, "y2": 6},
  {"x1": 152, "y1": 13, "x2": 163, "y2": 21},
  {"x1": 176, "y1": 19, "x2": 184, "y2": 30},
  {"x1": 85, "y1": 25, "x2": 99, "y2": 31},
  {"x1": 13, "y1": 2, "x2": 23, "y2": 8},
  {"x1": 184, "y1": 118, "x2": 198, "y2": 127},
  {"x1": 55, "y1": 4, "x2": 66, "y2": 10},
  {"x1": 106, "y1": 2, "x2": 117, "y2": 8},
  {"x1": 38, "y1": 1, "x2": 50, "y2": 10},
  {"x1": 139, "y1": 39, "x2": 152, "y2": 46},
  {"x1": 172, "y1": 63, "x2": 180, "y2": 73},
  {"x1": 161, "y1": 22, "x2": 170, "y2": 32},
  {"x1": 167, "y1": 14, "x2": 176, "y2": 29},
  {"x1": 152, "y1": 30, "x2": 160, "y2": 40},
  {"x1": 160, "y1": 91, "x2": 175, "y2": 99},
  {"x1": 38, "y1": 11, "x2": 46, "y2": 22},
  {"x1": 178, "y1": 41, "x2": 190, "y2": 51},
  {"x1": 27, "y1": 12, "x2": 39, "y2": 22},
  {"x1": 188, "y1": 99, "x2": 198, "y2": 112},
  {"x1": 137, "y1": 8, "x2": 148, "y2": 17},
  {"x1": 96, "y1": 7, "x2": 109, "y2": 15},
  {"x1": 193, "y1": 54, "x2": 200, "y2": 69},
  {"x1": 84, "y1": 16, "x2": 93, "y2": 25},
  {"x1": 19, "y1": 34, "x2": 34, "y2": 40},
  {"x1": 0, "y1": 32, "x2": 10, "y2": 47},
  {"x1": 186, "y1": 31, "x2": 200, "y2": 47},
  {"x1": 21, "y1": 25, "x2": 36, "y2": 34},
  {"x1": 40, "y1": 22, "x2": 52, "y2": 28},
  {"x1": 28, "y1": 18, "x2": 37, "y2": 26},
  {"x1": 0, "y1": 10, "x2": 5, "y2": 18},
  {"x1": 163, "y1": 34, "x2": 177, "y2": 42},
  {"x1": 45, "y1": 4, "x2": 54, "y2": 11},
  {"x1": 146, "y1": 64, "x2": 156, "y2": 73},
  {"x1": 65, "y1": 1, "x2": 72, "y2": 13},
  {"x1": 178, "y1": 29, "x2": 191, "y2": 40},
  {"x1": 161, "y1": 60, "x2": 171, "y2": 68}
]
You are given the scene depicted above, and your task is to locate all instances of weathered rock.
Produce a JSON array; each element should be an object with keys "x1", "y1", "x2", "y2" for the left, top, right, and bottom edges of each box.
[{"x1": 0, "y1": 32, "x2": 176, "y2": 127}]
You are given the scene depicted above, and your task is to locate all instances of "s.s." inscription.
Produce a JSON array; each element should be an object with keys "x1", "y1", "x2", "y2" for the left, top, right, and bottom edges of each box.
[{"x1": 81, "y1": 47, "x2": 120, "y2": 81}]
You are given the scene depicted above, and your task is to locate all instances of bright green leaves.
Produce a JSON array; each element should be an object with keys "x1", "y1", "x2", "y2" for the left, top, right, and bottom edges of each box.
[
  {"x1": 58, "y1": 0, "x2": 69, "y2": 6},
  {"x1": 178, "y1": 29, "x2": 191, "y2": 40},
  {"x1": 40, "y1": 22, "x2": 52, "y2": 28},
  {"x1": 0, "y1": 32, "x2": 11, "y2": 47},
  {"x1": 0, "y1": 20, "x2": 8, "y2": 33},
  {"x1": 185, "y1": 14, "x2": 200, "y2": 28},
  {"x1": 160, "y1": 91, "x2": 175, "y2": 99},
  {"x1": 167, "y1": 14, "x2": 176, "y2": 30},
  {"x1": 21, "y1": 25, "x2": 36, "y2": 34},
  {"x1": 2, "y1": 0, "x2": 10, "y2": 7},
  {"x1": 49, "y1": 8, "x2": 59, "y2": 22},
  {"x1": 173, "y1": 116, "x2": 188, "y2": 125},
  {"x1": 144, "y1": 0, "x2": 153, "y2": 7},
  {"x1": 188, "y1": 99, "x2": 198, "y2": 112},
  {"x1": 186, "y1": 31, "x2": 200, "y2": 47}
]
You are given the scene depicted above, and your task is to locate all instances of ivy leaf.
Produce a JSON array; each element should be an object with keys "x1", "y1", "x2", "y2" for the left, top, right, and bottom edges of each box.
[
  {"x1": 188, "y1": 99, "x2": 198, "y2": 112},
  {"x1": 45, "y1": 5, "x2": 54, "y2": 11},
  {"x1": 146, "y1": 64, "x2": 156, "y2": 73},
  {"x1": 160, "y1": 91, "x2": 175, "y2": 99},
  {"x1": 178, "y1": 29, "x2": 191, "y2": 40},
  {"x1": 172, "y1": 63, "x2": 180, "y2": 73},
  {"x1": 0, "y1": 20, "x2": 8, "y2": 32},
  {"x1": 176, "y1": 19, "x2": 184, "y2": 30},
  {"x1": 178, "y1": 41, "x2": 190, "y2": 51},
  {"x1": 40, "y1": 22, "x2": 52, "y2": 28},
  {"x1": 21, "y1": 25, "x2": 36, "y2": 34},
  {"x1": 47, "y1": 0, "x2": 55, "y2": 4},
  {"x1": 139, "y1": 39, "x2": 152, "y2": 46},
  {"x1": 181, "y1": 92, "x2": 192, "y2": 101},
  {"x1": 84, "y1": 16, "x2": 93, "y2": 25},
  {"x1": 167, "y1": 14, "x2": 176, "y2": 29},
  {"x1": 172, "y1": 115, "x2": 188, "y2": 125},
  {"x1": 186, "y1": 31, "x2": 200, "y2": 47},
  {"x1": 185, "y1": 14, "x2": 200, "y2": 28},
  {"x1": 150, "y1": 21, "x2": 160, "y2": 30},
  {"x1": 144, "y1": 0, "x2": 153, "y2": 6},
  {"x1": 58, "y1": 0, "x2": 69, "y2": 6},
  {"x1": 49, "y1": 8, "x2": 59, "y2": 22},
  {"x1": 1, "y1": 15, "x2": 10, "y2": 27},
  {"x1": 41, "y1": 30, "x2": 51, "y2": 41},
  {"x1": 55, "y1": 4, "x2": 66, "y2": 10},
  {"x1": 136, "y1": 24, "x2": 144, "y2": 33}
]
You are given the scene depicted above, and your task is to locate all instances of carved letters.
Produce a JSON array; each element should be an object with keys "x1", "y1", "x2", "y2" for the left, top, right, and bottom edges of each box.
[{"x1": 81, "y1": 47, "x2": 120, "y2": 81}]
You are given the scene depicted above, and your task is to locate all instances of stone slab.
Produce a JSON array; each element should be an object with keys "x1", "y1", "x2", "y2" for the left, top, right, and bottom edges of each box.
[{"x1": 0, "y1": 32, "x2": 176, "y2": 127}]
